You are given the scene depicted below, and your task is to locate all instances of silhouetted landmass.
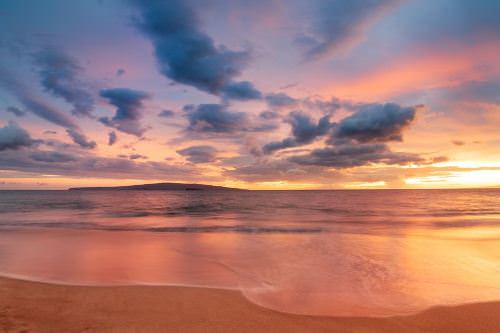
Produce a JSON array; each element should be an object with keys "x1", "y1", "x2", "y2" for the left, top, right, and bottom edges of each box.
[{"x1": 69, "y1": 182, "x2": 244, "y2": 191}]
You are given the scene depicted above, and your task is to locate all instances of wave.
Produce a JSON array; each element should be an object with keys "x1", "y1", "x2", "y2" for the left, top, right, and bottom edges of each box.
[{"x1": 0, "y1": 222, "x2": 324, "y2": 234}]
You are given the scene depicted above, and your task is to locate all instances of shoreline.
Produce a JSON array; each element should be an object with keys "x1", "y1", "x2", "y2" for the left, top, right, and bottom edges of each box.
[{"x1": 1, "y1": 276, "x2": 499, "y2": 332}]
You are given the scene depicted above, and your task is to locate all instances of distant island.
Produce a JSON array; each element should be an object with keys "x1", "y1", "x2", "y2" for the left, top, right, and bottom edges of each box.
[{"x1": 68, "y1": 182, "x2": 244, "y2": 191}]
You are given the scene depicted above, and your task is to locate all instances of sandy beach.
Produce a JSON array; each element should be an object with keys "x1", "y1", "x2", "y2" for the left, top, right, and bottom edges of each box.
[{"x1": 0, "y1": 277, "x2": 498, "y2": 333}]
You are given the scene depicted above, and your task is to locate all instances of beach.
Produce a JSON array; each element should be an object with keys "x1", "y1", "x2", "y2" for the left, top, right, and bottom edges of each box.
[
  {"x1": 2, "y1": 0, "x2": 500, "y2": 330},
  {"x1": 1, "y1": 190, "x2": 500, "y2": 331},
  {"x1": 1, "y1": 276, "x2": 499, "y2": 332}
]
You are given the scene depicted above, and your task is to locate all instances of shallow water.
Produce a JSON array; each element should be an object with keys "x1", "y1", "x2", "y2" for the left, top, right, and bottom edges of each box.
[{"x1": 0, "y1": 189, "x2": 499, "y2": 316}]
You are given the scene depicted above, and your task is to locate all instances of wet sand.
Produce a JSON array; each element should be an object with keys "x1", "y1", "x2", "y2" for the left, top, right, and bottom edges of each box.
[{"x1": 1, "y1": 277, "x2": 499, "y2": 332}]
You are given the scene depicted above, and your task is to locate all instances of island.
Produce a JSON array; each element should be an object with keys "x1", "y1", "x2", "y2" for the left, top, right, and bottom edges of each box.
[{"x1": 68, "y1": 182, "x2": 244, "y2": 191}]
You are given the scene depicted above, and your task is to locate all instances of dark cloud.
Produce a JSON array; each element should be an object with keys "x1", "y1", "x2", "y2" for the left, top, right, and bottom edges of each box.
[
  {"x1": 296, "y1": 0, "x2": 400, "y2": 60},
  {"x1": 332, "y1": 103, "x2": 420, "y2": 143},
  {"x1": 34, "y1": 47, "x2": 95, "y2": 117},
  {"x1": 116, "y1": 68, "x2": 126, "y2": 77},
  {"x1": 224, "y1": 160, "x2": 302, "y2": 182},
  {"x1": 262, "y1": 138, "x2": 297, "y2": 154},
  {"x1": 259, "y1": 100, "x2": 430, "y2": 172},
  {"x1": 6, "y1": 106, "x2": 26, "y2": 117},
  {"x1": 259, "y1": 110, "x2": 280, "y2": 120},
  {"x1": 30, "y1": 151, "x2": 76, "y2": 163},
  {"x1": 66, "y1": 128, "x2": 96, "y2": 149},
  {"x1": 265, "y1": 92, "x2": 298, "y2": 109},
  {"x1": 0, "y1": 122, "x2": 33, "y2": 151},
  {"x1": 0, "y1": 68, "x2": 78, "y2": 129},
  {"x1": 183, "y1": 103, "x2": 275, "y2": 136},
  {"x1": 288, "y1": 111, "x2": 332, "y2": 143},
  {"x1": 223, "y1": 159, "x2": 338, "y2": 183},
  {"x1": 177, "y1": 145, "x2": 218, "y2": 163},
  {"x1": 129, "y1": 153, "x2": 147, "y2": 160},
  {"x1": 132, "y1": 0, "x2": 256, "y2": 98},
  {"x1": 0, "y1": 67, "x2": 96, "y2": 149},
  {"x1": 263, "y1": 111, "x2": 332, "y2": 153},
  {"x1": 184, "y1": 103, "x2": 247, "y2": 133},
  {"x1": 452, "y1": 140, "x2": 465, "y2": 146},
  {"x1": 108, "y1": 131, "x2": 117, "y2": 146},
  {"x1": 265, "y1": 93, "x2": 343, "y2": 114},
  {"x1": 43, "y1": 130, "x2": 57, "y2": 135},
  {"x1": 99, "y1": 88, "x2": 150, "y2": 137},
  {"x1": 0, "y1": 143, "x2": 196, "y2": 180},
  {"x1": 289, "y1": 143, "x2": 424, "y2": 168},
  {"x1": 302, "y1": 97, "x2": 343, "y2": 113},
  {"x1": 221, "y1": 81, "x2": 262, "y2": 101},
  {"x1": 158, "y1": 109, "x2": 175, "y2": 118}
]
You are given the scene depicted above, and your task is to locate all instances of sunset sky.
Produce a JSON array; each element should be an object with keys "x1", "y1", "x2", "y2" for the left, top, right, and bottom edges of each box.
[{"x1": 1, "y1": 0, "x2": 500, "y2": 189}]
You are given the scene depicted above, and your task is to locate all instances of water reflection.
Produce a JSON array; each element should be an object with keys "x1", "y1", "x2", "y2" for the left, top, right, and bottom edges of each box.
[{"x1": 0, "y1": 189, "x2": 499, "y2": 316}]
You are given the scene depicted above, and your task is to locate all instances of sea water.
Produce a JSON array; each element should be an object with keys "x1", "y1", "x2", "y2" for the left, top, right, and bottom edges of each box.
[{"x1": 0, "y1": 189, "x2": 499, "y2": 316}]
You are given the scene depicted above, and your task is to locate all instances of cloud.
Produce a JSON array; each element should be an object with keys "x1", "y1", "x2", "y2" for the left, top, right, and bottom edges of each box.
[
  {"x1": 0, "y1": 142, "x2": 196, "y2": 180},
  {"x1": 265, "y1": 92, "x2": 299, "y2": 109},
  {"x1": 265, "y1": 93, "x2": 343, "y2": 114},
  {"x1": 0, "y1": 67, "x2": 96, "y2": 149},
  {"x1": 129, "y1": 153, "x2": 147, "y2": 160},
  {"x1": 221, "y1": 81, "x2": 262, "y2": 101},
  {"x1": 296, "y1": 0, "x2": 400, "y2": 60},
  {"x1": 30, "y1": 151, "x2": 76, "y2": 163},
  {"x1": 302, "y1": 97, "x2": 343, "y2": 113},
  {"x1": 431, "y1": 156, "x2": 448, "y2": 163},
  {"x1": 0, "y1": 68, "x2": 78, "y2": 129},
  {"x1": 440, "y1": 80, "x2": 500, "y2": 105},
  {"x1": 118, "y1": 154, "x2": 149, "y2": 160},
  {"x1": 65, "y1": 128, "x2": 97, "y2": 149},
  {"x1": 331, "y1": 103, "x2": 420, "y2": 143},
  {"x1": 263, "y1": 111, "x2": 332, "y2": 153},
  {"x1": 288, "y1": 111, "x2": 332, "y2": 143},
  {"x1": 393, "y1": 1, "x2": 500, "y2": 47},
  {"x1": 132, "y1": 0, "x2": 257, "y2": 98},
  {"x1": 99, "y1": 88, "x2": 150, "y2": 137},
  {"x1": 0, "y1": 122, "x2": 33, "y2": 151},
  {"x1": 177, "y1": 145, "x2": 218, "y2": 163},
  {"x1": 289, "y1": 143, "x2": 424, "y2": 168},
  {"x1": 34, "y1": 47, "x2": 95, "y2": 117},
  {"x1": 6, "y1": 106, "x2": 26, "y2": 117},
  {"x1": 116, "y1": 68, "x2": 126, "y2": 77},
  {"x1": 258, "y1": 99, "x2": 430, "y2": 173},
  {"x1": 224, "y1": 159, "x2": 338, "y2": 183},
  {"x1": 183, "y1": 103, "x2": 275, "y2": 136},
  {"x1": 259, "y1": 110, "x2": 280, "y2": 120},
  {"x1": 108, "y1": 131, "x2": 117, "y2": 146},
  {"x1": 184, "y1": 103, "x2": 248, "y2": 133},
  {"x1": 158, "y1": 110, "x2": 175, "y2": 118},
  {"x1": 452, "y1": 140, "x2": 465, "y2": 146}
]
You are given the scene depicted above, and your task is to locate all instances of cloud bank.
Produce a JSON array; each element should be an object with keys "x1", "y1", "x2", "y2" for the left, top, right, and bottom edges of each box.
[
  {"x1": 0, "y1": 122, "x2": 33, "y2": 151},
  {"x1": 132, "y1": 0, "x2": 260, "y2": 100},
  {"x1": 34, "y1": 47, "x2": 95, "y2": 117}
]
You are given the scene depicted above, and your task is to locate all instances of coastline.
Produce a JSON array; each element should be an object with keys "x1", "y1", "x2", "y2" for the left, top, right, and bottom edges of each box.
[{"x1": 1, "y1": 276, "x2": 499, "y2": 333}]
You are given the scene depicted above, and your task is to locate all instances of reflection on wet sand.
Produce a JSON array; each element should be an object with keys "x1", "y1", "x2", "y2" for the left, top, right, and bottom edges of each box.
[{"x1": 0, "y1": 226, "x2": 499, "y2": 317}]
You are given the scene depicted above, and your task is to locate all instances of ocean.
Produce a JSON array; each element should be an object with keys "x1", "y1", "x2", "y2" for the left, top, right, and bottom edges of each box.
[{"x1": 0, "y1": 189, "x2": 499, "y2": 316}]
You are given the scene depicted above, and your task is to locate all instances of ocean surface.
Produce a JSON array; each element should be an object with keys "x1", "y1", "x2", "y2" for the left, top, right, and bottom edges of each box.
[{"x1": 0, "y1": 189, "x2": 499, "y2": 316}]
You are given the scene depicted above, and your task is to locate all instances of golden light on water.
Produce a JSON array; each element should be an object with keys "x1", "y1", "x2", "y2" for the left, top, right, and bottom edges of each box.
[{"x1": 406, "y1": 169, "x2": 500, "y2": 187}]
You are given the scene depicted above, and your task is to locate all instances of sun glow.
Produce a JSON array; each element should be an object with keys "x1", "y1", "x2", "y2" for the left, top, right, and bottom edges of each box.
[
  {"x1": 344, "y1": 181, "x2": 387, "y2": 188},
  {"x1": 406, "y1": 170, "x2": 500, "y2": 188}
]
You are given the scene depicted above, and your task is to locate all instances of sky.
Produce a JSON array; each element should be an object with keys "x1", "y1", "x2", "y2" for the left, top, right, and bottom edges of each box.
[{"x1": 1, "y1": 0, "x2": 500, "y2": 190}]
